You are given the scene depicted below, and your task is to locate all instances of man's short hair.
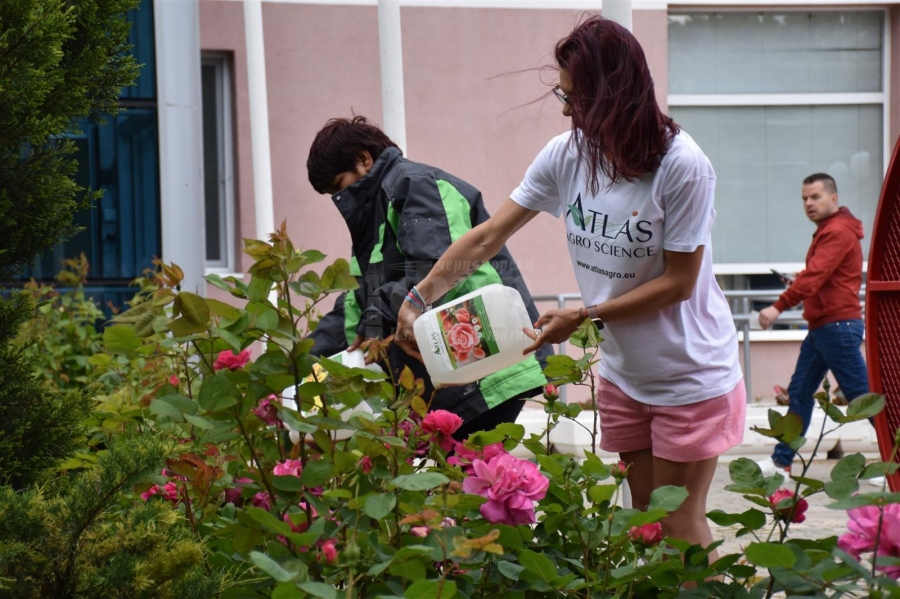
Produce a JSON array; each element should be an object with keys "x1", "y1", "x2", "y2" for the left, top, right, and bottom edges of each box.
[
  {"x1": 307, "y1": 116, "x2": 400, "y2": 194},
  {"x1": 803, "y1": 173, "x2": 837, "y2": 195}
]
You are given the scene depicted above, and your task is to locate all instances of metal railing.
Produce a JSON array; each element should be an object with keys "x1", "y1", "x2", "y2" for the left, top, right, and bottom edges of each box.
[{"x1": 532, "y1": 287, "x2": 866, "y2": 403}]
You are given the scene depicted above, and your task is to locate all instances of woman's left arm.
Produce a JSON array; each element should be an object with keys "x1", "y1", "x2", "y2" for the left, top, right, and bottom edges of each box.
[
  {"x1": 523, "y1": 247, "x2": 703, "y2": 353},
  {"x1": 591, "y1": 247, "x2": 704, "y2": 321}
]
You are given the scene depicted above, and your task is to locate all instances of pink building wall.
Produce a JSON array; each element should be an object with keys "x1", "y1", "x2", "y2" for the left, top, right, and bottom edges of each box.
[
  {"x1": 198, "y1": 1, "x2": 894, "y2": 400},
  {"x1": 199, "y1": 1, "x2": 670, "y2": 300}
]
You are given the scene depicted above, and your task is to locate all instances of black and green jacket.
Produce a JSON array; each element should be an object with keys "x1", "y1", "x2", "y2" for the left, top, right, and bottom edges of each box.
[{"x1": 310, "y1": 147, "x2": 551, "y2": 423}]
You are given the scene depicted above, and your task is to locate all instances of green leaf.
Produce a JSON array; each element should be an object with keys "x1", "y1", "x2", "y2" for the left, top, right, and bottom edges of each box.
[
  {"x1": 245, "y1": 507, "x2": 294, "y2": 536},
  {"x1": 364, "y1": 493, "x2": 397, "y2": 520},
  {"x1": 517, "y1": 548, "x2": 557, "y2": 582},
  {"x1": 179, "y1": 292, "x2": 210, "y2": 325},
  {"x1": 206, "y1": 273, "x2": 234, "y2": 292},
  {"x1": 296, "y1": 582, "x2": 338, "y2": 599},
  {"x1": 648, "y1": 485, "x2": 688, "y2": 512},
  {"x1": 846, "y1": 393, "x2": 886, "y2": 420},
  {"x1": 197, "y1": 374, "x2": 241, "y2": 411},
  {"x1": 568, "y1": 318, "x2": 604, "y2": 349},
  {"x1": 247, "y1": 276, "x2": 274, "y2": 302},
  {"x1": 103, "y1": 325, "x2": 142, "y2": 354},
  {"x1": 167, "y1": 317, "x2": 207, "y2": 337},
  {"x1": 824, "y1": 479, "x2": 860, "y2": 501},
  {"x1": 536, "y1": 455, "x2": 564, "y2": 478},
  {"x1": 183, "y1": 413, "x2": 214, "y2": 430},
  {"x1": 149, "y1": 398, "x2": 186, "y2": 422},
  {"x1": 272, "y1": 475, "x2": 304, "y2": 492},
  {"x1": 729, "y1": 457, "x2": 766, "y2": 486},
  {"x1": 587, "y1": 484, "x2": 617, "y2": 504},
  {"x1": 249, "y1": 551, "x2": 303, "y2": 583},
  {"x1": 391, "y1": 472, "x2": 450, "y2": 491},
  {"x1": 744, "y1": 542, "x2": 797, "y2": 568},
  {"x1": 234, "y1": 526, "x2": 264, "y2": 552},
  {"x1": 299, "y1": 249, "x2": 327, "y2": 266},
  {"x1": 404, "y1": 579, "x2": 456, "y2": 599},
  {"x1": 832, "y1": 454, "x2": 867, "y2": 480},
  {"x1": 498, "y1": 560, "x2": 526, "y2": 581},
  {"x1": 211, "y1": 327, "x2": 243, "y2": 351},
  {"x1": 320, "y1": 258, "x2": 359, "y2": 292},
  {"x1": 272, "y1": 582, "x2": 304, "y2": 599},
  {"x1": 300, "y1": 460, "x2": 334, "y2": 487}
]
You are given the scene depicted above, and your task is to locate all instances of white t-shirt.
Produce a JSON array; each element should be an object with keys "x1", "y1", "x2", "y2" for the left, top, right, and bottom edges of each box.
[{"x1": 511, "y1": 130, "x2": 742, "y2": 406}]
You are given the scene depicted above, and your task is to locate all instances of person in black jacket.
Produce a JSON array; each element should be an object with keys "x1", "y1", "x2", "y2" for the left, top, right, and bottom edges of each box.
[{"x1": 306, "y1": 116, "x2": 551, "y2": 439}]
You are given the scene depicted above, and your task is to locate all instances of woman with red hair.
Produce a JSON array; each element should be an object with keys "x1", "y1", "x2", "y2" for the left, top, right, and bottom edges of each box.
[{"x1": 396, "y1": 16, "x2": 745, "y2": 556}]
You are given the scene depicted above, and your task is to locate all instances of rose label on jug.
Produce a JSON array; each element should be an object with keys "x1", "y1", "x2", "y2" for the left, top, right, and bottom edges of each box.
[{"x1": 433, "y1": 296, "x2": 500, "y2": 370}]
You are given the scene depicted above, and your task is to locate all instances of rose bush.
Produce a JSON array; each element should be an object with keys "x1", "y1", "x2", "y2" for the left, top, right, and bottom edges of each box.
[{"x1": 5, "y1": 227, "x2": 900, "y2": 598}]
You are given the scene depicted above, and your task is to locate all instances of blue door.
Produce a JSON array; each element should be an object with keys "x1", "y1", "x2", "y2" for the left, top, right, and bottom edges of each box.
[{"x1": 22, "y1": 0, "x2": 160, "y2": 313}]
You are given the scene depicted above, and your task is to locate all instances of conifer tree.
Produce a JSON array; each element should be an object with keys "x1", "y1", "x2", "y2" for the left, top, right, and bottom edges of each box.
[{"x1": 0, "y1": 0, "x2": 140, "y2": 487}]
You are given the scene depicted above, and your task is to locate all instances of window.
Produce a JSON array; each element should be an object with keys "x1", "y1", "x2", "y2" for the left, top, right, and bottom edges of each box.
[
  {"x1": 201, "y1": 55, "x2": 236, "y2": 271},
  {"x1": 668, "y1": 11, "x2": 885, "y2": 269}
]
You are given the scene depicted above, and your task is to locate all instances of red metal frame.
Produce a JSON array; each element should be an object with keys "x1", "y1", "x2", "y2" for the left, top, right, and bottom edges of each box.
[{"x1": 866, "y1": 135, "x2": 900, "y2": 492}]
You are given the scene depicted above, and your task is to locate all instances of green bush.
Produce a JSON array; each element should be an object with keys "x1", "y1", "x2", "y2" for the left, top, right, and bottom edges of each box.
[
  {"x1": 23, "y1": 227, "x2": 890, "y2": 598},
  {"x1": 0, "y1": 290, "x2": 93, "y2": 489}
]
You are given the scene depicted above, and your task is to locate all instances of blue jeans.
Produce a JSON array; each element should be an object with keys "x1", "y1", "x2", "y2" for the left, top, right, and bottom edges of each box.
[{"x1": 772, "y1": 319, "x2": 869, "y2": 468}]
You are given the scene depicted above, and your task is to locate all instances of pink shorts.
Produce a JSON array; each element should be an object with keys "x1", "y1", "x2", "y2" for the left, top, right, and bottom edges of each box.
[{"x1": 597, "y1": 376, "x2": 746, "y2": 462}]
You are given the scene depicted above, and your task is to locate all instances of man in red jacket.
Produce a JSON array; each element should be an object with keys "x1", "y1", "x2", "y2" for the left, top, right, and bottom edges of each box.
[{"x1": 756, "y1": 173, "x2": 869, "y2": 476}]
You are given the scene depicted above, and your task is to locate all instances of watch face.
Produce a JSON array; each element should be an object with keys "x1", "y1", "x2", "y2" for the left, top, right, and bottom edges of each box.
[{"x1": 591, "y1": 318, "x2": 605, "y2": 330}]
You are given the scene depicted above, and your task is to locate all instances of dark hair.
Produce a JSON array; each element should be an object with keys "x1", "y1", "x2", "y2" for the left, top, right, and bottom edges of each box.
[
  {"x1": 803, "y1": 173, "x2": 838, "y2": 194},
  {"x1": 307, "y1": 115, "x2": 401, "y2": 193},
  {"x1": 554, "y1": 16, "x2": 678, "y2": 193}
]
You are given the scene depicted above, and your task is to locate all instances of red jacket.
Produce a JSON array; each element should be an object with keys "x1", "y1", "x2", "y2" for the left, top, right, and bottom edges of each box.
[{"x1": 773, "y1": 206, "x2": 864, "y2": 330}]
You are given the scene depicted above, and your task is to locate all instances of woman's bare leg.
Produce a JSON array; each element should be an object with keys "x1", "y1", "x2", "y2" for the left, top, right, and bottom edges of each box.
[{"x1": 652, "y1": 454, "x2": 720, "y2": 559}]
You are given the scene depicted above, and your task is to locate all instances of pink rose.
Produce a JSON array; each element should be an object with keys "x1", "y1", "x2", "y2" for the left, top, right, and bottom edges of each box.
[
  {"x1": 446, "y1": 322, "x2": 478, "y2": 358},
  {"x1": 358, "y1": 456, "x2": 373, "y2": 474},
  {"x1": 140, "y1": 485, "x2": 160, "y2": 502},
  {"x1": 462, "y1": 454, "x2": 549, "y2": 525},
  {"x1": 169, "y1": 375, "x2": 180, "y2": 387},
  {"x1": 612, "y1": 461, "x2": 629, "y2": 480},
  {"x1": 321, "y1": 539, "x2": 338, "y2": 564},
  {"x1": 284, "y1": 511, "x2": 310, "y2": 534},
  {"x1": 274, "y1": 459, "x2": 303, "y2": 478},
  {"x1": 224, "y1": 476, "x2": 254, "y2": 505},
  {"x1": 251, "y1": 492, "x2": 272, "y2": 512},
  {"x1": 253, "y1": 395, "x2": 282, "y2": 427},
  {"x1": 410, "y1": 526, "x2": 429, "y2": 537},
  {"x1": 768, "y1": 488, "x2": 809, "y2": 523},
  {"x1": 839, "y1": 503, "x2": 900, "y2": 577},
  {"x1": 455, "y1": 308, "x2": 471, "y2": 323},
  {"x1": 214, "y1": 348, "x2": 252, "y2": 371},
  {"x1": 628, "y1": 522, "x2": 663, "y2": 545},
  {"x1": 542, "y1": 384, "x2": 560, "y2": 401},
  {"x1": 141, "y1": 481, "x2": 179, "y2": 504},
  {"x1": 422, "y1": 410, "x2": 464, "y2": 452},
  {"x1": 448, "y1": 442, "x2": 507, "y2": 474}
]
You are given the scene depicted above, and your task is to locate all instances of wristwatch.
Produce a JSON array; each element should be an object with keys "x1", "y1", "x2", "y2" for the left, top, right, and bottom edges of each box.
[{"x1": 580, "y1": 305, "x2": 605, "y2": 330}]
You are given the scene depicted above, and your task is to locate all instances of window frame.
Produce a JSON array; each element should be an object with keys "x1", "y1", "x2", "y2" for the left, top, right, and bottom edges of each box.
[
  {"x1": 201, "y1": 53, "x2": 236, "y2": 273},
  {"x1": 667, "y1": 7, "x2": 890, "y2": 278}
]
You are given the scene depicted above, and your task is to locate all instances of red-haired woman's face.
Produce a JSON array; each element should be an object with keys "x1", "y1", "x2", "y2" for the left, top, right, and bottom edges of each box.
[{"x1": 558, "y1": 69, "x2": 574, "y2": 119}]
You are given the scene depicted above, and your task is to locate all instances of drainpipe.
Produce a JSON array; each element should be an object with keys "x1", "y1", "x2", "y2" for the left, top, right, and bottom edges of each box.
[
  {"x1": 378, "y1": 0, "x2": 407, "y2": 154},
  {"x1": 244, "y1": 0, "x2": 276, "y2": 243},
  {"x1": 603, "y1": 0, "x2": 632, "y2": 32}
]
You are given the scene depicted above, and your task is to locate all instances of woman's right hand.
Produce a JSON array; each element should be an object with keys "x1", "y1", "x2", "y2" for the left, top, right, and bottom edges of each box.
[{"x1": 394, "y1": 301, "x2": 423, "y2": 361}]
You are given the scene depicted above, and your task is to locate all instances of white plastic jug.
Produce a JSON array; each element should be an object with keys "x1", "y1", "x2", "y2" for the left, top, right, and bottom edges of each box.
[{"x1": 413, "y1": 284, "x2": 534, "y2": 387}]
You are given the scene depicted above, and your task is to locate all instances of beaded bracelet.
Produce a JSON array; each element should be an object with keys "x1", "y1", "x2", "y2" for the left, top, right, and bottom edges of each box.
[
  {"x1": 404, "y1": 293, "x2": 425, "y2": 311},
  {"x1": 409, "y1": 286, "x2": 432, "y2": 311}
]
